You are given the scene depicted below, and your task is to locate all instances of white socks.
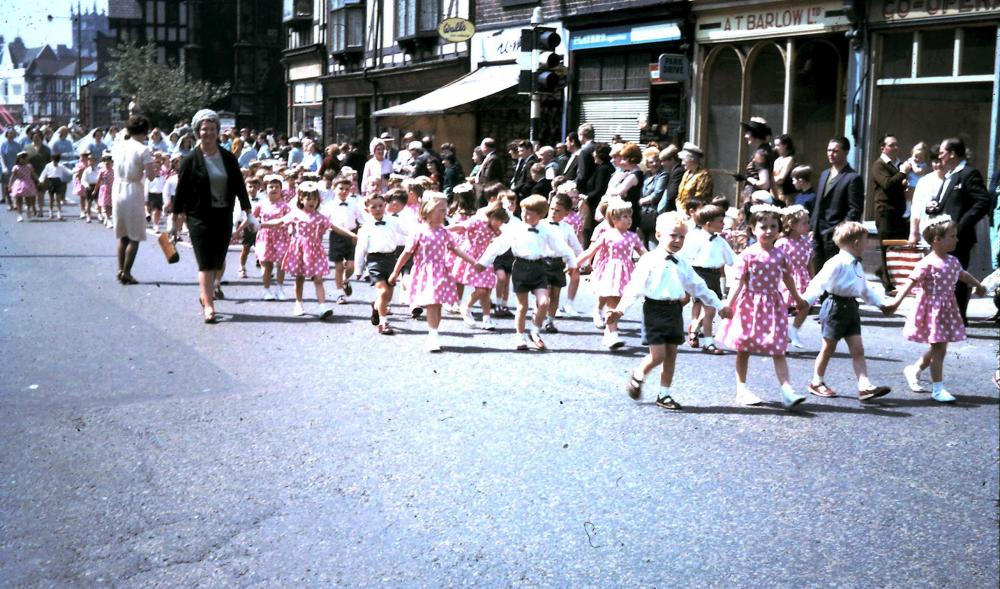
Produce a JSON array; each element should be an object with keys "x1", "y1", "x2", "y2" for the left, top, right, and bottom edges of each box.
[
  {"x1": 931, "y1": 381, "x2": 944, "y2": 394},
  {"x1": 659, "y1": 385, "x2": 672, "y2": 399},
  {"x1": 700, "y1": 336, "x2": 714, "y2": 347},
  {"x1": 781, "y1": 383, "x2": 796, "y2": 395},
  {"x1": 811, "y1": 374, "x2": 824, "y2": 386},
  {"x1": 858, "y1": 376, "x2": 873, "y2": 391},
  {"x1": 737, "y1": 382, "x2": 752, "y2": 395}
]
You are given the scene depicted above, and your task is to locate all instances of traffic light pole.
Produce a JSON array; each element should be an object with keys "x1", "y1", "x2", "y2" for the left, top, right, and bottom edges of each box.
[
  {"x1": 530, "y1": 94, "x2": 540, "y2": 143},
  {"x1": 529, "y1": 18, "x2": 539, "y2": 143}
]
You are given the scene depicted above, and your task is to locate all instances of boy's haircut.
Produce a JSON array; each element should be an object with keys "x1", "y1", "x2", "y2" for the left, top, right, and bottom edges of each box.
[
  {"x1": 246, "y1": 177, "x2": 260, "y2": 185},
  {"x1": 332, "y1": 175, "x2": 352, "y2": 187},
  {"x1": 388, "y1": 188, "x2": 408, "y2": 206},
  {"x1": 921, "y1": 216, "x2": 955, "y2": 244},
  {"x1": 322, "y1": 169, "x2": 336, "y2": 180},
  {"x1": 403, "y1": 178, "x2": 426, "y2": 196},
  {"x1": 483, "y1": 200, "x2": 510, "y2": 223},
  {"x1": 481, "y1": 181, "x2": 504, "y2": 201},
  {"x1": 683, "y1": 198, "x2": 703, "y2": 213},
  {"x1": 529, "y1": 162, "x2": 544, "y2": 176},
  {"x1": 553, "y1": 193, "x2": 573, "y2": 211},
  {"x1": 605, "y1": 198, "x2": 633, "y2": 221},
  {"x1": 500, "y1": 189, "x2": 517, "y2": 202},
  {"x1": 520, "y1": 194, "x2": 549, "y2": 217},
  {"x1": 832, "y1": 220, "x2": 867, "y2": 246},
  {"x1": 51, "y1": 153, "x2": 61, "y2": 162},
  {"x1": 710, "y1": 195, "x2": 729, "y2": 209},
  {"x1": 790, "y1": 164, "x2": 812, "y2": 183},
  {"x1": 656, "y1": 211, "x2": 688, "y2": 234},
  {"x1": 365, "y1": 193, "x2": 387, "y2": 206},
  {"x1": 694, "y1": 204, "x2": 726, "y2": 226}
]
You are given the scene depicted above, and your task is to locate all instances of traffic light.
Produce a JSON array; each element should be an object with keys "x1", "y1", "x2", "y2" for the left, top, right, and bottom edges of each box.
[{"x1": 518, "y1": 26, "x2": 566, "y2": 95}]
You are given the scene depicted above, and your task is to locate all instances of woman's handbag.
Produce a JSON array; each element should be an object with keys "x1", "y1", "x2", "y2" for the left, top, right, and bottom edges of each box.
[{"x1": 158, "y1": 231, "x2": 180, "y2": 264}]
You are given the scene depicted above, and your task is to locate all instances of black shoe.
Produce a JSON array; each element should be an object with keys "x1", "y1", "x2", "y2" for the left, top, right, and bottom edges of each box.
[
  {"x1": 543, "y1": 322, "x2": 559, "y2": 334},
  {"x1": 370, "y1": 302, "x2": 380, "y2": 326},
  {"x1": 344, "y1": 282, "x2": 353, "y2": 296},
  {"x1": 214, "y1": 287, "x2": 225, "y2": 300},
  {"x1": 411, "y1": 306, "x2": 423, "y2": 319},
  {"x1": 859, "y1": 385, "x2": 891, "y2": 402},
  {"x1": 655, "y1": 396, "x2": 682, "y2": 410}
]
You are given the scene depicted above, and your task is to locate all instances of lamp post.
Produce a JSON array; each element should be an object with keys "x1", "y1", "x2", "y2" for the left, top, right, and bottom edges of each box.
[{"x1": 47, "y1": 4, "x2": 82, "y2": 124}]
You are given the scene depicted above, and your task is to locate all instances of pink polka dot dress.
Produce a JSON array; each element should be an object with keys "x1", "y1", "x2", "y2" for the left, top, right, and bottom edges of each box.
[
  {"x1": 408, "y1": 224, "x2": 460, "y2": 306},
  {"x1": 281, "y1": 209, "x2": 332, "y2": 278},
  {"x1": 904, "y1": 254, "x2": 966, "y2": 343},
  {"x1": 565, "y1": 211, "x2": 584, "y2": 245},
  {"x1": 452, "y1": 218, "x2": 501, "y2": 289},
  {"x1": 9, "y1": 164, "x2": 38, "y2": 198},
  {"x1": 592, "y1": 229, "x2": 643, "y2": 297},
  {"x1": 776, "y1": 234, "x2": 812, "y2": 308},
  {"x1": 719, "y1": 243, "x2": 792, "y2": 355},
  {"x1": 253, "y1": 200, "x2": 292, "y2": 263},
  {"x1": 96, "y1": 166, "x2": 114, "y2": 208}
]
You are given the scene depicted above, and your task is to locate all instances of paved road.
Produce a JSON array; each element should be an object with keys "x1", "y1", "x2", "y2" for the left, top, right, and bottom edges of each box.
[{"x1": 1, "y1": 211, "x2": 998, "y2": 588}]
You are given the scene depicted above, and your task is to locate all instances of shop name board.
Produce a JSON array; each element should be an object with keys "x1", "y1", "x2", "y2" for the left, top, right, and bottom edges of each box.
[
  {"x1": 475, "y1": 28, "x2": 523, "y2": 63},
  {"x1": 697, "y1": 2, "x2": 850, "y2": 42},
  {"x1": 438, "y1": 17, "x2": 475, "y2": 43},
  {"x1": 875, "y1": 0, "x2": 1000, "y2": 22},
  {"x1": 569, "y1": 21, "x2": 681, "y2": 51}
]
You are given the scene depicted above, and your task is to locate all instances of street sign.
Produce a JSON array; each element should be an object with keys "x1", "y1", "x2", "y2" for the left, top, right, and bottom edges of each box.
[
  {"x1": 438, "y1": 17, "x2": 475, "y2": 43},
  {"x1": 658, "y1": 53, "x2": 688, "y2": 82}
]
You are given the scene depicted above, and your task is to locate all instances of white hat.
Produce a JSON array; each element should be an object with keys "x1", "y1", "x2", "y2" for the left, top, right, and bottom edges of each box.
[
  {"x1": 680, "y1": 142, "x2": 703, "y2": 158},
  {"x1": 263, "y1": 174, "x2": 283, "y2": 185},
  {"x1": 191, "y1": 109, "x2": 219, "y2": 132},
  {"x1": 751, "y1": 190, "x2": 774, "y2": 204},
  {"x1": 288, "y1": 136, "x2": 302, "y2": 144},
  {"x1": 297, "y1": 180, "x2": 319, "y2": 193},
  {"x1": 408, "y1": 140, "x2": 423, "y2": 151}
]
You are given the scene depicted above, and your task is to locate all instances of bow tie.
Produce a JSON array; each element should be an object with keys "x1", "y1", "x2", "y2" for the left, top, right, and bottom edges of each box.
[
  {"x1": 549, "y1": 221, "x2": 559, "y2": 225},
  {"x1": 665, "y1": 253, "x2": 678, "y2": 263},
  {"x1": 391, "y1": 212, "x2": 399, "y2": 217},
  {"x1": 338, "y1": 202, "x2": 348, "y2": 206},
  {"x1": 695, "y1": 225, "x2": 702, "y2": 230},
  {"x1": 374, "y1": 220, "x2": 386, "y2": 226},
  {"x1": 853, "y1": 256, "x2": 862, "y2": 264},
  {"x1": 709, "y1": 233, "x2": 718, "y2": 241},
  {"x1": 527, "y1": 227, "x2": 539, "y2": 233}
]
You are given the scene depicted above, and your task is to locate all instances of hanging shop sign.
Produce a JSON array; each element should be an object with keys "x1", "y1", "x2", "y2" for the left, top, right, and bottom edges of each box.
[
  {"x1": 696, "y1": 2, "x2": 850, "y2": 42},
  {"x1": 438, "y1": 17, "x2": 476, "y2": 43},
  {"x1": 569, "y1": 21, "x2": 682, "y2": 51},
  {"x1": 872, "y1": 0, "x2": 1000, "y2": 24}
]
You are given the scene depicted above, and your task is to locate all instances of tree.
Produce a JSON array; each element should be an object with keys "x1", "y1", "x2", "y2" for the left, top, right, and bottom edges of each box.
[{"x1": 105, "y1": 44, "x2": 230, "y2": 126}]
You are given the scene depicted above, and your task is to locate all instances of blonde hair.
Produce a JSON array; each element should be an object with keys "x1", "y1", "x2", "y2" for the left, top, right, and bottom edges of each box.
[
  {"x1": 520, "y1": 194, "x2": 549, "y2": 216},
  {"x1": 656, "y1": 211, "x2": 688, "y2": 234},
  {"x1": 833, "y1": 221, "x2": 867, "y2": 246},
  {"x1": 781, "y1": 206, "x2": 810, "y2": 234},
  {"x1": 605, "y1": 198, "x2": 633, "y2": 221},
  {"x1": 419, "y1": 194, "x2": 446, "y2": 220}
]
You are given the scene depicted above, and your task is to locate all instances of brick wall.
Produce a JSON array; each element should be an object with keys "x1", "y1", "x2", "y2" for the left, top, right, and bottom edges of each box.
[{"x1": 477, "y1": 0, "x2": 681, "y2": 29}]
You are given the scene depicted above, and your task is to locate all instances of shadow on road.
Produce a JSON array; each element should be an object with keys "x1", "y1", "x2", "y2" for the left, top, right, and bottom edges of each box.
[
  {"x1": 636, "y1": 400, "x2": 912, "y2": 417},
  {"x1": 0, "y1": 254, "x2": 116, "y2": 258}
]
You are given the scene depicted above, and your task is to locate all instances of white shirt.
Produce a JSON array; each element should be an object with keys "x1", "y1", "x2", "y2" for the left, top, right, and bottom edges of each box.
[
  {"x1": 618, "y1": 249, "x2": 724, "y2": 313},
  {"x1": 479, "y1": 221, "x2": 577, "y2": 268},
  {"x1": 321, "y1": 196, "x2": 365, "y2": 230},
  {"x1": 803, "y1": 250, "x2": 884, "y2": 306},
  {"x1": 911, "y1": 172, "x2": 945, "y2": 245},
  {"x1": 680, "y1": 227, "x2": 735, "y2": 269},
  {"x1": 146, "y1": 170, "x2": 166, "y2": 193},
  {"x1": 388, "y1": 211, "x2": 412, "y2": 246},
  {"x1": 163, "y1": 174, "x2": 178, "y2": 202},
  {"x1": 938, "y1": 159, "x2": 967, "y2": 198},
  {"x1": 544, "y1": 219, "x2": 583, "y2": 257},
  {"x1": 40, "y1": 161, "x2": 72, "y2": 182},
  {"x1": 354, "y1": 216, "x2": 407, "y2": 268}
]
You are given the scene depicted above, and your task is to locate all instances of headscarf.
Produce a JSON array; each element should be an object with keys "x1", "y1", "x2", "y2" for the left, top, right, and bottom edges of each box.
[{"x1": 191, "y1": 109, "x2": 219, "y2": 133}]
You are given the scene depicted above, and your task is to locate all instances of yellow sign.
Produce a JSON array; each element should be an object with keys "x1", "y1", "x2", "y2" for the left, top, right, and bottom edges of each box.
[{"x1": 438, "y1": 17, "x2": 475, "y2": 43}]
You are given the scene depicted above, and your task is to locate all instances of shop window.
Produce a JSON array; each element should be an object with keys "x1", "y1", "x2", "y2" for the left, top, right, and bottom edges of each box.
[
  {"x1": 704, "y1": 47, "x2": 742, "y2": 198},
  {"x1": 330, "y1": 0, "x2": 364, "y2": 53},
  {"x1": 601, "y1": 55, "x2": 626, "y2": 92},
  {"x1": 960, "y1": 27, "x2": 996, "y2": 76},
  {"x1": 747, "y1": 44, "x2": 784, "y2": 139},
  {"x1": 881, "y1": 32, "x2": 913, "y2": 78},
  {"x1": 625, "y1": 54, "x2": 649, "y2": 91},
  {"x1": 577, "y1": 52, "x2": 654, "y2": 94},
  {"x1": 918, "y1": 29, "x2": 953, "y2": 77},
  {"x1": 577, "y1": 59, "x2": 601, "y2": 93},
  {"x1": 397, "y1": 0, "x2": 441, "y2": 38}
]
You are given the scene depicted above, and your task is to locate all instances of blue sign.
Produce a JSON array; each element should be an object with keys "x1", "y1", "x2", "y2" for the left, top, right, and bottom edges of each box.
[{"x1": 569, "y1": 21, "x2": 682, "y2": 51}]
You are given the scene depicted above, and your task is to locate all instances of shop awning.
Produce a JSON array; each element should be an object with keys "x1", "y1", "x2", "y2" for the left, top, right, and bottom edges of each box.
[{"x1": 373, "y1": 63, "x2": 519, "y2": 118}]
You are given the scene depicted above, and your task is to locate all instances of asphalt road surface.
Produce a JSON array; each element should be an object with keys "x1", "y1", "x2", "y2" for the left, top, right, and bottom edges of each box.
[{"x1": 1, "y1": 211, "x2": 998, "y2": 588}]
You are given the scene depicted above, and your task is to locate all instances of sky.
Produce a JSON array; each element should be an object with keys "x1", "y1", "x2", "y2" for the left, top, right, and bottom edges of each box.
[{"x1": 0, "y1": 0, "x2": 108, "y2": 50}]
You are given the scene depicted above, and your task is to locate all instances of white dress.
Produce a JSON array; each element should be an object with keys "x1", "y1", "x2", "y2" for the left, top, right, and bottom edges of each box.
[{"x1": 112, "y1": 139, "x2": 153, "y2": 242}]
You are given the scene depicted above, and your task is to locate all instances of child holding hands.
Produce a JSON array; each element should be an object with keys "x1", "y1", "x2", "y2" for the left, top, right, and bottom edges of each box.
[
  {"x1": 609, "y1": 212, "x2": 733, "y2": 410},
  {"x1": 885, "y1": 216, "x2": 987, "y2": 403}
]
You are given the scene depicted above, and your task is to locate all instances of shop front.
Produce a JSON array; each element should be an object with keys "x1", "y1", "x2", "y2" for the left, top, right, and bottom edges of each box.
[
  {"x1": 867, "y1": 2, "x2": 1000, "y2": 272},
  {"x1": 287, "y1": 58, "x2": 325, "y2": 138},
  {"x1": 567, "y1": 20, "x2": 685, "y2": 146},
  {"x1": 692, "y1": 1, "x2": 852, "y2": 201}
]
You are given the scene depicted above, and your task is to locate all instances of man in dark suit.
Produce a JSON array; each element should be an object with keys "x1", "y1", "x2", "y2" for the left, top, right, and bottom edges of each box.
[
  {"x1": 870, "y1": 134, "x2": 910, "y2": 293},
  {"x1": 657, "y1": 144, "x2": 684, "y2": 213},
  {"x1": 811, "y1": 136, "x2": 864, "y2": 269},
  {"x1": 574, "y1": 123, "x2": 596, "y2": 195},
  {"x1": 932, "y1": 137, "x2": 991, "y2": 322},
  {"x1": 509, "y1": 139, "x2": 537, "y2": 195},
  {"x1": 472, "y1": 137, "x2": 504, "y2": 186},
  {"x1": 561, "y1": 132, "x2": 581, "y2": 180}
]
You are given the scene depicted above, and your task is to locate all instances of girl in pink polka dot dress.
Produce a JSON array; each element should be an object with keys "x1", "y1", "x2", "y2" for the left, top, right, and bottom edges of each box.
[
  {"x1": 389, "y1": 195, "x2": 479, "y2": 352},
  {"x1": 95, "y1": 154, "x2": 115, "y2": 227},
  {"x1": 253, "y1": 175, "x2": 292, "y2": 300},
  {"x1": 261, "y1": 181, "x2": 357, "y2": 319},
  {"x1": 577, "y1": 199, "x2": 647, "y2": 350},
  {"x1": 719, "y1": 206, "x2": 810, "y2": 409},
  {"x1": 775, "y1": 205, "x2": 814, "y2": 348},
  {"x1": 884, "y1": 217, "x2": 986, "y2": 403},
  {"x1": 450, "y1": 200, "x2": 509, "y2": 330}
]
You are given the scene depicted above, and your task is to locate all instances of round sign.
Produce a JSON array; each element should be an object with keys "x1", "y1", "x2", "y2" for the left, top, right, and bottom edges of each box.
[{"x1": 438, "y1": 17, "x2": 475, "y2": 43}]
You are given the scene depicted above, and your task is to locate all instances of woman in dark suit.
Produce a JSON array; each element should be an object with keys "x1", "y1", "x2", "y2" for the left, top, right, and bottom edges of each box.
[{"x1": 174, "y1": 109, "x2": 253, "y2": 323}]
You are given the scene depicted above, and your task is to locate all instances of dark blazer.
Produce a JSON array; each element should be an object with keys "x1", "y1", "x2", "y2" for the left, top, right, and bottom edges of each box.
[
  {"x1": 811, "y1": 164, "x2": 864, "y2": 237},
  {"x1": 442, "y1": 162, "x2": 465, "y2": 197},
  {"x1": 562, "y1": 150, "x2": 580, "y2": 181},
  {"x1": 870, "y1": 157, "x2": 907, "y2": 217},
  {"x1": 511, "y1": 153, "x2": 537, "y2": 192},
  {"x1": 477, "y1": 151, "x2": 504, "y2": 185},
  {"x1": 175, "y1": 147, "x2": 250, "y2": 218},
  {"x1": 936, "y1": 163, "x2": 991, "y2": 248},
  {"x1": 660, "y1": 163, "x2": 685, "y2": 213},
  {"x1": 575, "y1": 141, "x2": 596, "y2": 194},
  {"x1": 585, "y1": 161, "x2": 614, "y2": 210}
]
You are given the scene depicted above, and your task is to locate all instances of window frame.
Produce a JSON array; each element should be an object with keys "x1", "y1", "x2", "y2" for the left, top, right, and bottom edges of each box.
[
  {"x1": 395, "y1": 0, "x2": 441, "y2": 39},
  {"x1": 875, "y1": 25, "x2": 997, "y2": 87}
]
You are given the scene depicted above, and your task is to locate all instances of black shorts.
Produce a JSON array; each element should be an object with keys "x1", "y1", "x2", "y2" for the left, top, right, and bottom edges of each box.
[
  {"x1": 545, "y1": 257, "x2": 567, "y2": 288},
  {"x1": 395, "y1": 245, "x2": 413, "y2": 274},
  {"x1": 147, "y1": 192, "x2": 164, "y2": 211},
  {"x1": 328, "y1": 233, "x2": 356, "y2": 263},
  {"x1": 366, "y1": 252, "x2": 398, "y2": 285},
  {"x1": 694, "y1": 266, "x2": 723, "y2": 299},
  {"x1": 494, "y1": 249, "x2": 514, "y2": 274},
  {"x1": 819, "y1": 294, "x2": 862, "y2": 341},
  {"x1": 46, "y1": 179, "x2": 65, "y2": 194},
  {"x1": 241, "y1": 227, "x2": 257, "y2": 247},
  {"x1": 85, "y1": 186, "x2": 97, "y2": 202},
  {"x1": 512, "y1": 258, "x2": 548, "y2": 293},
  {"x1": 642, "y1": 298, "x2": 685, "y2": 346}
]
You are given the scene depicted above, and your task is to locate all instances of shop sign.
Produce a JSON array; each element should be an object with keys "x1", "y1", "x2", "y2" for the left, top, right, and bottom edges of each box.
[
  {"x1": 289, "y1": 62, "x2": 321, "y2": 81},
  {"x1": 873, "y1": 0, "x2": 1000, "y2": 23},
  {"x1": 474, "y1": 28, "x2": 523, "y2": 64},
  {"x1": 569, "y1": 21, "x2": 682, "y2": 51},
  {"x1": 438, "y1": 17, "x2": 475, "y2": 43},
  {"x1": 696, "y1": 2, "x2": 850, "y2": 42},
  {"x1": 657, "y1": 53, "x2": 688, "y2": 82}
]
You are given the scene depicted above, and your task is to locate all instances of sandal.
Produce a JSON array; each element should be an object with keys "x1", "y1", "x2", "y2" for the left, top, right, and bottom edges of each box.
[
  {"x1": 203, "y1": 306, "x2": 218, "y2": 324},
  {"x1": 808, "y1": 382, "x2": 837, "y2": 398},
  {"x1": 120, "y1": 274, "x2": 138, "y2": 285},
  {"x1": 625, "y1": 373, "x2": 643, "y2": 400},
  {"x1": 701, "y1": 343, "x2": 725, "y2": 355}
]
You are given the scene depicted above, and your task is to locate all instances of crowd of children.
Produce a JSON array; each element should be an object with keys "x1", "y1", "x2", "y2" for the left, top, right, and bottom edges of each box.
[{"x1": 8, "y1": 135, "x2": 989, "y2": 412}]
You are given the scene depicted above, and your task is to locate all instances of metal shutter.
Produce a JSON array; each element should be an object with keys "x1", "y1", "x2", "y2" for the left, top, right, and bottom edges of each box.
[{"x1": 579, "y1": 95, "x2": 647, "y2": 143}]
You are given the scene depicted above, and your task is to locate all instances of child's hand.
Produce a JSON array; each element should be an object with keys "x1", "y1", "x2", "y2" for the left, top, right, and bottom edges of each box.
[
  {"x1": 606, "y1": 309, "x2": 624, "y2": 320},
  {"x1": 974, "y1": 284, "x2": 986, "y2": 297},
  {"x1": 387, "y1": 274, "x2": 397, "y2": 287},
  {"x1": 879, "y1": 304, "x2": 894, "y2": 316},
  {"x1": 719, "y1": 306, "x2": 733, "y2": 320},
  {"x1": 795, "y1": 298, "x2": 809, "y2": 314},
  {"x1": 473, "y1": 263, "x2": 486, "y2": 273}
]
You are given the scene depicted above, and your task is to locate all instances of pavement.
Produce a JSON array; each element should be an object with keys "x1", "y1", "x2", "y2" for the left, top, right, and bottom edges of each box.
[{"x1": 1, "y1": 207, "x2": 998, "y2": 588}]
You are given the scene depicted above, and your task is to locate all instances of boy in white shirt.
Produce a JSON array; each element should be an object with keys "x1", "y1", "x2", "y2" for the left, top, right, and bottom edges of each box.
[
  {"x1": 354, "y1": 193, "x2": 407, "y2": 334},
  {"x1": 476, "y1": 195, "x2": 577, "y2": 351},
  {"x1": 321, "y1": 176, "x2": 365, "y2": 303},
  {"x1": 146, "y1": 152, "x2": 167, "y2": 232},
  {"x1": 680, "y1": 204, "x2": 736, "y2": 354},
  {"x1": 801, "y1": 221, "x2": 892, "y2": 402},
  {"x1": 162, "y1": 154, "x2": 181, "y2": 241},
  {"x1": 40, "y1": 153, "x2": 72, "y2": 219},
  {"x1": 542, "y1": 193, "x2": 583, "y2": 333},
  {"x1": 609, "y1": 212, "x2": 732, "y2": 410}
]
